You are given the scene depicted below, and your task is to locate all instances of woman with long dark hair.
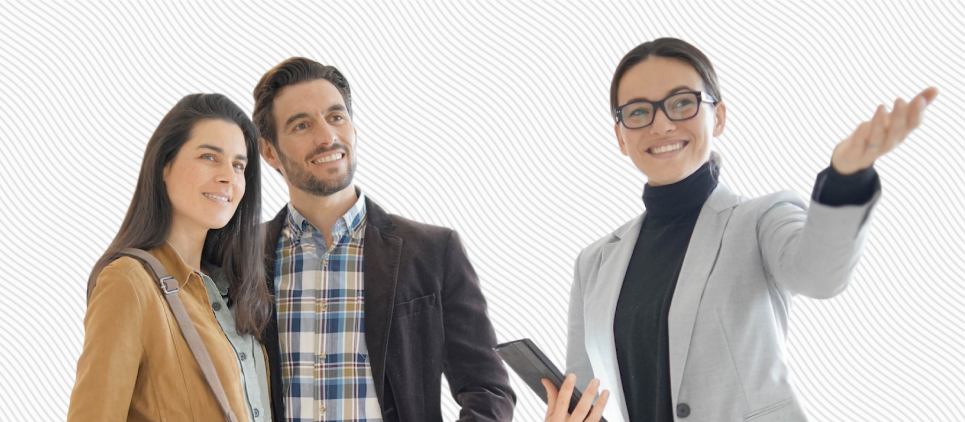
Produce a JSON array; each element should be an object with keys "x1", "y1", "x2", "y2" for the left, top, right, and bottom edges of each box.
[
  {"x1": 545, "y1": 38, "x2": 937, "y2": 421},
  {"x1": 68, "y1": 93, "x2": 272, "y2": 421}
]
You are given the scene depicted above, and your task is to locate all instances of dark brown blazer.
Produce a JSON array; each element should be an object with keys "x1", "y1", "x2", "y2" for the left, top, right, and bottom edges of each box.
[{"x1": 262, "y1": 197, "x2": 515, "y2": 421}]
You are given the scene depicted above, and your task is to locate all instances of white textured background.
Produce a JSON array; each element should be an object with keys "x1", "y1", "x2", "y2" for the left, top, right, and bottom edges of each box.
[{"x1": 1, "y1": 1, "x2": 963, "y2": 420}]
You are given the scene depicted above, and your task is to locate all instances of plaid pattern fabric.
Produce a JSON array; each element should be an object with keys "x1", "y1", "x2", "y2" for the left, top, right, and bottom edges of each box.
[{"x1": 274, "y1": 193, "x2": 383, "y2": 421}]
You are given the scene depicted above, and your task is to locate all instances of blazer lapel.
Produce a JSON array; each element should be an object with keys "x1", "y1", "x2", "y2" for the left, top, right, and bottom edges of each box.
[
  {"x1": 262, "y1": 206, "x2": 290, "y2": 422},
  {"x1": 361, "y1": 198, "x2": 403, "y2": 404},
  {"x1": 667, "y1": 184, "x2": 740, "y2": 401},
  {"x1": 585, "y1": 214, "x2": 644, "y2": 422}
]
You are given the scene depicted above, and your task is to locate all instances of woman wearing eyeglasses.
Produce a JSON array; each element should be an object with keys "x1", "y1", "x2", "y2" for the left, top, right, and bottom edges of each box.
[{"x1": 543, "y1": 38, "x2": 937, "y2": 422}]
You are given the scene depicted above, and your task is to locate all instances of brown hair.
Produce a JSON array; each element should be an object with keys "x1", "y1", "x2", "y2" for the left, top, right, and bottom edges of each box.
[
  {"x1": 88, "y1": 93, "x2": 272, "y2": 339},
  {"x1": 252, "y1": 57, "x2": 352, "y2": 146},
  {"x1": 610, "y1": 37, "x2": 722, "y2": 119}
]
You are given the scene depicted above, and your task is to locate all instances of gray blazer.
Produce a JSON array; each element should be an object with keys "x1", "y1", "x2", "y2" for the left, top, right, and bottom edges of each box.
[{"x1": 566, "y1": 183, "x2": 878, "y2": 422}]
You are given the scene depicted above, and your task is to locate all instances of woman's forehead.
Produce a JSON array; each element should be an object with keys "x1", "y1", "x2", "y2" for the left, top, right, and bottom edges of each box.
[{"x1": 618, "y1": 57, "x2": 704, "y2": 102}]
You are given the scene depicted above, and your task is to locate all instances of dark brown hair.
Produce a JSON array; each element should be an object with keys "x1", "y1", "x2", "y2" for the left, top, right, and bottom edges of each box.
[
  {"x1": 88, "y1": 93, "x2": 271, "y2": 338},
  {"x1": 252, "y1": 57, "x2": 352, "y2": 146},
  {"x1": 610, "y1": 38, "x2": 722, "y2": 119}
]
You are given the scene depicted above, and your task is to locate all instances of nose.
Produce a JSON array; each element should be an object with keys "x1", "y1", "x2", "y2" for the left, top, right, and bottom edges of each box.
[
  {"x1": 648, "y1": 108, "x2": 676, "y2": 134},
  {"x1": 215, "y1": 162, "x2": 237, "y2": 184},
  {"x1": 314, "y1": 120, "x2": 338, "y2": 147}
]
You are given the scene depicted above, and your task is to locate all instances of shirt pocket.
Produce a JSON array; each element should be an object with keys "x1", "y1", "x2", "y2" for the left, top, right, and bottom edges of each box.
[{"x1": 393, "y1": 293, "x2": 438, "y2": 318}]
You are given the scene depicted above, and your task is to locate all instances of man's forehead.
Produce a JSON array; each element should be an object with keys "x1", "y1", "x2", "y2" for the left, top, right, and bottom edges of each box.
[{"x1": 274, "y1": 79, "x2": 346, "y2": 115}]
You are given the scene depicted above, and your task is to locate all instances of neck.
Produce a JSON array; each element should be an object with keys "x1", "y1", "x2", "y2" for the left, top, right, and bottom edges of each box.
[
  {"x1": 642, "y1": 160, "x2": 718, "y2": 218},
  {"x1": 166, "y1": 219, "x2": 207, "y2": 272},
  {"x1": 289, "y1": 184, "x2": 358, "y2": 244}
]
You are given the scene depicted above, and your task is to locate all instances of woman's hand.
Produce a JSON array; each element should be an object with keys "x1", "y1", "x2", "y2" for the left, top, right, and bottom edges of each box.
[
  {"x1": 831, "y1": 87, "x2": 939, "y2": 175},
  {"x1": 543, "y1": 374, "x2": 610, "y2": 422}
]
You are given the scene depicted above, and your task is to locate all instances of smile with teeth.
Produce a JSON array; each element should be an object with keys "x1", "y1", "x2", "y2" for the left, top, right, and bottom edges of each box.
[
  {"x1": 311, "y1": 152, "x2": 345, "y2": 164},
  {"x1": 203, "y1": 193, "x2": 230, "y2": 203},
  {"x1": 648, "y1": 141, "x2": 688, "y2": 155}
]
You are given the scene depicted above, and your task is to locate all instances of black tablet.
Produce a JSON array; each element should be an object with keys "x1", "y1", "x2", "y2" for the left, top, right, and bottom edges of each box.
[{"x1": 494, "y1": 338, "x2": 606, "y2": 421}]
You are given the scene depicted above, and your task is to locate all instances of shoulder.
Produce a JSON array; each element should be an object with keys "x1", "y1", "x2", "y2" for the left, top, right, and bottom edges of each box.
[
  {"x1": 733, "y1": 189, "x2": 807, "y2": 221},
  {"x1": 366, "y1": 196, "x2": 454, "y2": 243},
  {"x1": 89, "y1": 257, "x2": 156, "y2": 303},
  {"x1": 576, "y1": 215, "x2": 642, "y2": 267},
  {"x1": 379, "y1": 211, "x2": 454, "y2": 243}
]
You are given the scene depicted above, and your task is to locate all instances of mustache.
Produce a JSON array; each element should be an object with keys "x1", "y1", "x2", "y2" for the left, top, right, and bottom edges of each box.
[{"x1": 304, "y1": 143, "x2": 348, "y2": 161}]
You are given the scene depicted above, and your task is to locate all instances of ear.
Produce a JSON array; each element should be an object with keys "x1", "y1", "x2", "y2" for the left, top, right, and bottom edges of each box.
[
  {"x1": 260, "y1": 137, "x2": 281, "y2": 170},
  {"x1": 614, "y1": 122, "x2": 629, "y2": 156},
  {"x1": 712, "y1": 100, "x2": 727, "y2": 137}
]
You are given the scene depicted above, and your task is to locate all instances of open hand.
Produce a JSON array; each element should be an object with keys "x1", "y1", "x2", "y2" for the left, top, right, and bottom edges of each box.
[
  {"x1": 831, "y1": 87, "x2": 938, "y2": 175},
  {"x1": 543, "y1": 374, "x2": 610, "y2": 422}
]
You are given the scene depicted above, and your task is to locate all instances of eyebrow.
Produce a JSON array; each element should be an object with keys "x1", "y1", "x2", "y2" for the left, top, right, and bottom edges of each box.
[
  {"x1": 623, "y1": 85, "x2": 696, "y2": 104},
  {"x1": 283, "y1": 104, "x2": 348, "y2": 128},
  {"x1": 198, "y1": 144, "x2": 247, "y2": 161}
]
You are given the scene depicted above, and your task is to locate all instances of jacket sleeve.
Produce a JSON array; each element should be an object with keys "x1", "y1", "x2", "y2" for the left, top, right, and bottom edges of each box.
[
  {"x1": 758, "y1": 184, "x2": 880, "y2": 299},
  {"x1": 565, "y1": 249, "x2": 594, "y2": 386},
  {"x1": 67, "y1": 260, "x2": 146, "y2": 421},
  {"x1": 440, "y1": 230, "x2": 516, "y2": 421}
]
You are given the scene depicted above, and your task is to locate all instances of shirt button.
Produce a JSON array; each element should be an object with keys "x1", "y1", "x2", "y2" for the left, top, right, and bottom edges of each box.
[
  {"x1": 320, "y1": 404, "x2": 327, "y2": 413},
  {"x1": 253, "y1": 408, "x2": 260, "y2": 417},
  {"x1": 212, "y1": 302, "x2": 222, "y2": 311},
  {"x1": 239, "y1": 352, "x2": 247, "y2": 361},
  {"x1": 677, "y1": 402, "x2": 691, "y2": 418}
]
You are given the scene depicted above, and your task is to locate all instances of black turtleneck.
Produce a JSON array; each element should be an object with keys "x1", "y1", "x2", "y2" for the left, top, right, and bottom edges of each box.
[
  {"x1": 614, "y1": 161, "x2": 718, "y2": 422},
  {"x1": 613, "y1": 161, "x2": 878, "y2": 421}
]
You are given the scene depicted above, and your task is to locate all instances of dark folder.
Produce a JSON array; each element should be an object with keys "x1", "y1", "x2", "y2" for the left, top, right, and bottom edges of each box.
[{"x1": 494, "y1": 338, "x2": 606, "y2": 421}]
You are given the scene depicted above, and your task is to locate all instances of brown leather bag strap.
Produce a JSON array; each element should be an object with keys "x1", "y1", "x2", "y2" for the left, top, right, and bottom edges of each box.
[{"x1": 118, "y1": 248, "x2": 241, "y2": 422}]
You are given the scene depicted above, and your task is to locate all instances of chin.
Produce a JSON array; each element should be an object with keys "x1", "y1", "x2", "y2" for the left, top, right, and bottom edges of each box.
[{"x1": 204, "y1": 216, "x2": 235, "y2": 231}]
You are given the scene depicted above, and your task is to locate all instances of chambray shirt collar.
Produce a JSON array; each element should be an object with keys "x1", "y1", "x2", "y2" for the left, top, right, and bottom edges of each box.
[{"x1": 285, "y1": 188, "x2": 367, "y2": 243}]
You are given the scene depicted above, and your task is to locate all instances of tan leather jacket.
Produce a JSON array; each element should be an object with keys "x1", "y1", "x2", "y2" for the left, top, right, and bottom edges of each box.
[{"x1": 68, "y1": 244, "x2": 250, "y2": 421}]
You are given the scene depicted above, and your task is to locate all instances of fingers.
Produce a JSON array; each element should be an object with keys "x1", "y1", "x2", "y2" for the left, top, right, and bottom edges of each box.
[
  {"x1": 542, "y1": 379, "x2": 558, "y2": 411},
  {"x1": 907, "y1": 90, "x2": 934, "y2": 131},
  {"x1": 571, "y1": 378, "x2": 600, "y2": 418},
  {"x1": 555, "y1": 374, "x2": 576, "y2": 417},
  {"x1": 587, "y1": 389, "x2": 610, "y2": 421},
  {"x1": 866, "y1": 104, "x2": 888, "y2": 152},
  {"x1": 835, "y1": 87, "x2": 936, "y2": 174},
  {"x1": 918, "y1": 86, "x2": 939, "y2": 105},
  {"x1": 850, "y1": 120, "x2": 872, "y2": 149},
  {"x1": 883, "y1": 98, "x2": 909, "y2": 152}
]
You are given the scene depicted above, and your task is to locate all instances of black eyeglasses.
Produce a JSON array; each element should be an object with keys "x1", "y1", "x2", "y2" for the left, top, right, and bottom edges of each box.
[{"x1": 613, "y1": 91, "x2": 718, "y2": 129}]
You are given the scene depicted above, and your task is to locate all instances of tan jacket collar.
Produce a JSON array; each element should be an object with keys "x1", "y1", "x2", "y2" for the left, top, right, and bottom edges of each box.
[{"x1": 148, "y1": 242, "x2": 197, "y2": 287}]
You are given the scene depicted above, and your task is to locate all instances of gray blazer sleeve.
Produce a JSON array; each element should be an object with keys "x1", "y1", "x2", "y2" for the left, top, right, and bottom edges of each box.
[
  {"x1": 757, "y1": 189, "x2": 880, "y2": 299},
  {"x1": 566, "y1": 249, "x2": 595, "y2": 384}
]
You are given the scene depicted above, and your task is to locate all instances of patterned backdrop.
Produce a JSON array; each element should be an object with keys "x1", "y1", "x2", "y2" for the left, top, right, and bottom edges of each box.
[{"x1": 1, "y1": 1, "x2": 962, "y2": 420}]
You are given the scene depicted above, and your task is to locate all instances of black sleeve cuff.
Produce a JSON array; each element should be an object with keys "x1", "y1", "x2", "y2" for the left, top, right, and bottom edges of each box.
[{"x1": 811, "y1": 165, "x2": 880, "y2": 206}]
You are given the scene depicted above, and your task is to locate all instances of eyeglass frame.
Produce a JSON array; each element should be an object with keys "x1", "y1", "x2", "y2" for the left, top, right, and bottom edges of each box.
[{"x1": 613, "y1": 90, "x2": 719, "y2": 129}]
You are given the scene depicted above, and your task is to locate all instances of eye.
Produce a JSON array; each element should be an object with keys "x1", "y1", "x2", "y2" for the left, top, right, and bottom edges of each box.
[
  {"x1": 293, "y1": 121, "x2": 310, "y2": 132},
  {"x1": 233, "y1": 161, "x2": 246, "y2": 172},
  {"x1": 200, "y1": 153, "x2": 217, "y2": 161},
  {"x1": 629, "y1": 107, "x2": 650, "y2": 117},
  {"x1": 671, "y1": 98, "x2": 695, "y2": 109}
]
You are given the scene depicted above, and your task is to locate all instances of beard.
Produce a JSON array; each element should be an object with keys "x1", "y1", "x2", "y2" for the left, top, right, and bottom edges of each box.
[{"x1": 277, "y1": 143, "x2": 356, "y2": 197}]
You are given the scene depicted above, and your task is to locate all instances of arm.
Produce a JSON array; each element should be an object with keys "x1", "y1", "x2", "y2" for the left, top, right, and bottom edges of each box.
[
  {"x1": 758, "y1": 188, "x2": 878, "y2": 299},
  {"x1": 761, "y1": 87, "x2": 937, "y2": 298},
  {"x1": 67, "y1": 261, "x2": 145, "y2": 421},
  {"x1": 441, "y1": 230, "x2": 516, "y2": 421}
]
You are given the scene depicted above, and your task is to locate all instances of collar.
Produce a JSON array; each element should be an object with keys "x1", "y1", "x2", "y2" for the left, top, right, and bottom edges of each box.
[
  {"x1": 285, "y1": 188, "x2": 368, "y2": 241},
  {"x1": 642, "y1": 159, "x2": 719, "y2": 218},
  {"x1": 147, "y1": 242, "x2": 199, "y2": 289}
]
